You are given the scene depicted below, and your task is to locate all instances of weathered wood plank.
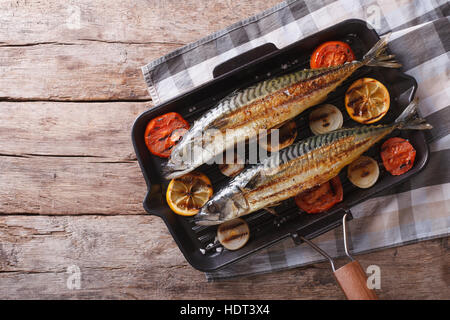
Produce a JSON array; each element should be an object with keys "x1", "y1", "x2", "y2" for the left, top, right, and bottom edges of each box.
[
  {"x1": 0, "y1": 101, "x2": 150, "y2": 158},
  {"x1": 0, "y1": 0, "x2": 282, "y2": 101},
  {"x1": 0, "y1": 215, "x2": 448, "y2": 299},
  {"x1": 1, "y1": 0, "x2": 447, "y2": 301},
  {"x1": 0, "y1": 101, "x2": 150, "y2": 214},
  {"x1": 0, "y1": 0, "x2": 282, "y2": 45},
  {"x1": 0, "y1": 42, "x2": 180, "y2": 101},
  {"x1": 0, "y1": 157, "x2": 146, "y2": 214}
]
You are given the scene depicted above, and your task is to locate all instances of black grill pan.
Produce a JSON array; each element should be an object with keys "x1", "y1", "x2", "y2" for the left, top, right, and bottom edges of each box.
[{"x1": 131, "y1": 19, "x2": 429, "y2": 272}]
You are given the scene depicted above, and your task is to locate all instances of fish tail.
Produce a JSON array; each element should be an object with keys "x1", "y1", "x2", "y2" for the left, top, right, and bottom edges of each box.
[
  {"x1": 362, "y1": 34, "x2": 402, "y2": 68},
  {"x1": 395, "y1": 98, "x2": 433, "y2": 130}
]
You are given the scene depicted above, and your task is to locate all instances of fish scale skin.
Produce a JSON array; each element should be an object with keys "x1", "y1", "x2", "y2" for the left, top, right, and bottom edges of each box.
[
  {"x1": 243, "y1": 124, "x2": 394, "y2": 212},
  {"x1": 165, "y1": 62, "x2": 362, "y2": 178},
  {"x1": 214, "y1": 63, "x2": 359, "y2": 131},
  {"x1": 207, "y1": 63, "x2": 359, "y2": 131}
]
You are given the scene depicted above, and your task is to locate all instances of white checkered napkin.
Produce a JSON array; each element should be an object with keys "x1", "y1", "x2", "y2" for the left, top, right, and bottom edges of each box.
[
  {"x1": 140, "y1": 0, "x2": 450, "y2": 280},
  {"x1": 142, "y1": 0, "x2": 448, "y2": 105}
]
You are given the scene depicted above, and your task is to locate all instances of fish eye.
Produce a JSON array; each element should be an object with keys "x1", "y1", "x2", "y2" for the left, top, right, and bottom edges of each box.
[{"x1": 207, "y1": 203, "x2": 218, "y2": 212}]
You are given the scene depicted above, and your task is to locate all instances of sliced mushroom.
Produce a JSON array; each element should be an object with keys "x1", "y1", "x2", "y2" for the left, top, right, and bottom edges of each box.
[
  {"x1": 309, "y1": 104, "x2": 343, "y2": 135},
  {"x1": 347, "y1": 155, "x2": 379, "y2": 189},
  {"x1": 217, "y1": 218, "x2": 250, "y2": 251}
]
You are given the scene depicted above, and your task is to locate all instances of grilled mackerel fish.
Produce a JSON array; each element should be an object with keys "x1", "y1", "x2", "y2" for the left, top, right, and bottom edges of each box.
[
  {"x1": 164, "y1": 36, "x2": 401, "y2": 179},
  {"x1": 194, "y1": 99, "x2": 431, "y2": 225}
]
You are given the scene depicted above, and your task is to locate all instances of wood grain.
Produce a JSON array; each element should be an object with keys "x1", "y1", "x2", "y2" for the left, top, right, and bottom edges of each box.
[
  {"x1": 0, "y1": 101, "x2": 150, "y2": 215},
  {"x1": 0, "y1": 42, "x2": 177, "y2": 101},
  {"x1": 0, "y1": 215, "x2": 448, "y2": 299},
  {"x1": 0, "y1": 101, "x2": 150, "y2": 158},
  {"x1": 334, "y1": 261, "x2": 378, "y2": 300},
  {"x1": 0, "y1": 0, "x2": 448, "y2": 300},
  {"x1": 0, "y1": 157, "x2": 146, "y2": 215},
  {"x1": 0, "y1": 0, "x2": 282, "y2": 45},
  {"x1": 0, "y1": 0, "x2": 282, "y2": 101}
]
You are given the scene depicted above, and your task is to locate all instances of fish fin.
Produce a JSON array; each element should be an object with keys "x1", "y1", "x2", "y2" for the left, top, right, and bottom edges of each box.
[
  {"x1": 237, "y1": 186, "x2": 249, "y2": 194},
  {"x1": 244, "y1": 166, "x2": 281, "y2": 189},
  {"x1": 395, "y1": 98, "x2": 433, "y2": 130},
  {"x1": 236, "y1": 186, "x2": 251, "y2": 212},
  {"x1": 263, "y1": 201, "x2": 283, "y2": 215},
  {"x1": 362, "y1": 34, "x2": 402, "y2": 68},
  {"x1": 267, "y1": 201, "x2": 282, "y2": 208},
  {"x1": 263, "y1": 207, "x2": 278, "y2": 215},
  {"x1": 209, "y1": 117, "x2": 230, "y2": 129},
  {"x1": 244, "y1": 172, "x2": 264, "y2": 189}
]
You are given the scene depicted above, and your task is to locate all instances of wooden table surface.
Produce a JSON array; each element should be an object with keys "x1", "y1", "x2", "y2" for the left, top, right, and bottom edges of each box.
[{"x1": 0, "y1": 0, "x2": 448, "y2": 299}]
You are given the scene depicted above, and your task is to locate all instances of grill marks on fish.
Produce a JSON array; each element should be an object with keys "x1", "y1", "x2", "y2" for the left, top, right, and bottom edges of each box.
[
  {"x1": 196, "y1": 111, "x2": 428, "y2": 225},
  {"x1": 245, "y1": 137, "x2": 352, "y2": 205},
  {"x1": 165, "y1": 63, "x2": 362, "y2": 179},
  {"x1": 166, "y1": 37, "x2": 406, "y2": 180},
  {"x1": 243, "y1": 125, "x2": 393, "y2": 210},
  {"x1": 211, "y1": 63, "x2": 358, "y2": 133}
]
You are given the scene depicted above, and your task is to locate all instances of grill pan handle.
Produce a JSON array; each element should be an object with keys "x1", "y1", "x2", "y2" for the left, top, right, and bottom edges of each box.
[
  {"x1": 291, "y1": 207, "x2": 352, "y2": 245},
  {"x1": 334, "y1": 260, "x2": 378, "y2": 300},
  {"x1": 299, "y1": 213, "x2": 378, "y2": 300},
  {"x1": 212, "y1": 42, "x2": 278, "y2": 79}
]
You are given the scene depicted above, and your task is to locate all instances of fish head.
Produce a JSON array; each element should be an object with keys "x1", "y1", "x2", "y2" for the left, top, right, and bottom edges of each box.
[
  {"x1": 163, "y1": 154, "x2": 195, "y2": 180},
  {"x1": 163, "y1": 131, "x2": 205, "y2": 179},
  {"x1": 194, "y1": 186, "x2": 249, "y2": 226},
  {"x1": 163, "y1": 128, "x2": 225, "y2": 179}
]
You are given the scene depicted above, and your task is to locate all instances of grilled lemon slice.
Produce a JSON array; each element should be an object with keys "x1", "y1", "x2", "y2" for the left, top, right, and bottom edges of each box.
[
  {"x1": 217, "y1": 218, "x2": 250, "y2": 251},
  {"x1": 347, "y1": 156, "x2": 379, "y2": 189},
  {"x1": 345, "y1": 78, "x2": 390, "y2": 124},
  {"x1": 166, "y1": 172, "x2": 213, "y2": 216}
]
